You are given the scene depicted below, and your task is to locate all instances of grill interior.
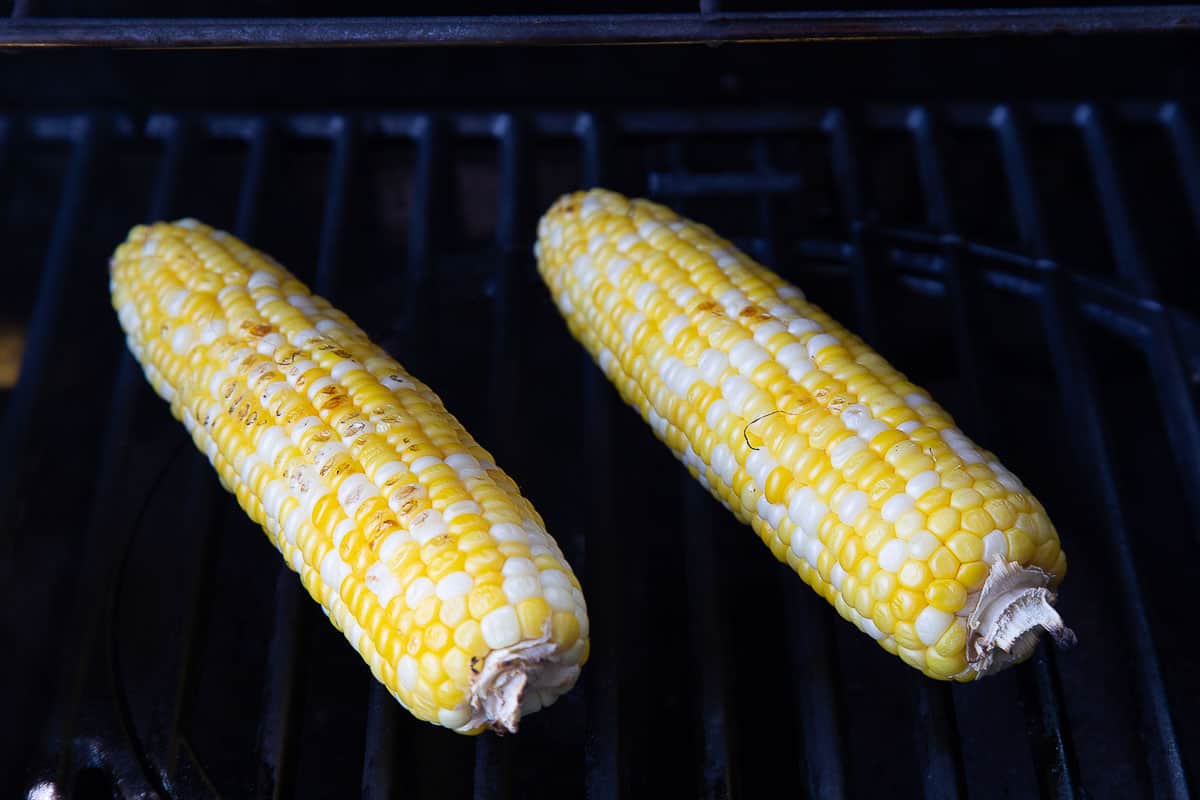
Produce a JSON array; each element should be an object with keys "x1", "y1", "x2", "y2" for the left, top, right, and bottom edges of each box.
[{"x1": 2, "y1": 102, "x2": 1198, "y2": 799}]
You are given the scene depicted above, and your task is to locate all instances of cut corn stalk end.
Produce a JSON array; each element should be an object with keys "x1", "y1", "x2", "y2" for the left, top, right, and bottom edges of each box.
[
  {"x1": 464, "y1": 628, "x2": 580, "y2": 734},
  {"x1": 965, "y1": 558, "x2": 1076, "y2": 679}
]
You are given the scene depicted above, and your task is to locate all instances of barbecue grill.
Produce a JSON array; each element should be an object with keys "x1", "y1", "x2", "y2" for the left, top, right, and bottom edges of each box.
[{"x1": 1, "y1": 5, "x2": 1197, "y2": 799}]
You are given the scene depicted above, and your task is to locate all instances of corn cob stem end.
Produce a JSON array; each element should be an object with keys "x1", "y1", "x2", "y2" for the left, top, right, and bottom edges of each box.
[
  {"x1": 965, "y1": 559, "x2": 1076, "y2": 678},
  {"x1": 463, "y1": 631, "x2": 580, "y2": 735}
]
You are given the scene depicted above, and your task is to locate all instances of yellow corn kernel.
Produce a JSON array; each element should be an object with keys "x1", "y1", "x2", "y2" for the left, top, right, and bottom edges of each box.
[
  {"x1": 935, "y1": 618, "x2": 968, "y2": 657},
  {"x1": 957, "y1": 561, "x2": 990, "y2": 591},
  {"x1": 891, "y1": 589, "x2": 923, "y2": 621},
  {"x1": 517, "y1": 597, "x2": 552, "y2": 640},
  {"x1": 927, "y1": 507, "x2": 961, "y2": 538},
  {"x1": 454, "y1": 619, "x2": 486, "y2": 654},
  {"x1": 468, "y1": 585, "x2": 507, "y2": 620},
  {"x1": 946, "y1": 532, "x2": 983, "y2": 563},
  {"x1": 925, "y1": 646, "x2": 968, "y2": 679},
  {"x1": 893, "y1": 621, "x2": 923, "y2": 651},
  {"x1": 928, "y1": 547, "x2": 960, "y2": 580},
  {"x1": 925, "y1": 579, "x2": 968, "y2": 613},
  {"x1": 1007, "y1": 529, "x2": 1036, "y2": 563}
]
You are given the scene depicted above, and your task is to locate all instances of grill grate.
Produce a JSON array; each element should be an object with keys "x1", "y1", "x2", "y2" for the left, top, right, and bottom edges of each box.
[
  {"x1": 3, "y1": 6, "x2": 1200, "y2": 47},
  {"x1": 1, "y1": 105, "x2": 1197, "y2": 799}
]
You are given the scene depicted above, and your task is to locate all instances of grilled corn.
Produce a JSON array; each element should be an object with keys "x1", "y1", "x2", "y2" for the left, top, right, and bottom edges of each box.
[
  {"x1": 536, "y1": 189, "x2": 1071, "y2": 680},
  {"x1": 111, "y1": 220, "x2": 588, "y2": 731}
]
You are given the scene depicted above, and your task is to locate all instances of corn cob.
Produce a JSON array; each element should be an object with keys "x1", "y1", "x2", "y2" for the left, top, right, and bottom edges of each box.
[
  {"x1": 110, "y1": 220, "x2": 588, "y2": 732},
  {"x1": 536, "y1": 189, "x2": 1071, "y2": 680}
]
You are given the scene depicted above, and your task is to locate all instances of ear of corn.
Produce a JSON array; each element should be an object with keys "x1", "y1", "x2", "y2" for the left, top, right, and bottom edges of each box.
[
  {"x1": 110, "y1": 220, "x2": 588, "y2": 732},
  {"x1": 536, "y1": 189, "x2": 1071, "y2": 680}
]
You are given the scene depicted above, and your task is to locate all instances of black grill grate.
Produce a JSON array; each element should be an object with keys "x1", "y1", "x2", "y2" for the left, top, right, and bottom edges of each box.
[
  {"x1": 1, "y1": 105, "x2": 1197, "y2": 799},
  {"x1": 3, "y1": 6, "x2": 1200, "y2": 47}
]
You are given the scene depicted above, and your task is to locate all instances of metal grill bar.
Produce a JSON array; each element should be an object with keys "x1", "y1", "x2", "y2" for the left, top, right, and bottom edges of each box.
[
  {"x1": 875, "y1": 112, "x2": 972, "y2": 800},
  {"x1": 1160, "y1": 103, "x2": 1200, "y2": 234},
  {"x1": 767, "y1": 126, "x2": 850, "y2": 799},
  {"x1": 1039, "y1": 272, "x2": 1191, "y2": 800},
  {"x1": 315, "y1": 116, "x2": 357, "y2": 298},
  {"x1": 24, "y1": 113, "x2": 185, "y2": 798},
  {"x1": 468, "y1": 112, "x2": 533, "y2": 800},
  {"x1": 1142, "y1": 312, "x2": 1200, "y2": 539},
  {"x1": 404, "y1": 115, "x2": 444, "y2": 337},
  {"x1": 357, "y1": 113, "x2": 423, "y2": 800},
  {"x1": 0, "y1": 117, "x2": 98, "y2": 529},
  {"x1": 654, "y1": 145, "x2": 742, "y2": 797},
  {"x1": 990, "y1": 124, "x2": 1188, "y2": 798},
  {"x1": 1020, "y1": 651, "x2": 1081, "y2": 800},
  {"x1": 361, "y1": 684, "x2": 400, "y2": 800},
  {"x1": 681, "y1": 478, "x2": 737, "y2": 800},
  {"x1": 1074, "y1": 104, "x2": 1159, "y2": 298},
  {"x1": 914, "y1": 686, "x2": 967, "y2": 800},
  {"x1": 237, "y1": 120, "x2": 310, "y2": 800},
  {"x1": 2, "y1": 8, "x2": 1199, "y2": 49},
  {"x1": 575, "y1": 111, "x2": 623, "y2": 800},
  {"x1": 919, "y1": 108, "x2": 1082, "y2": 799},
  {"x1": 647, "y1": 172, "x2": 803, "y2": 197},
  {"x1": 990, "y1": 106, "x2": 1050, "y2": 258}
]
